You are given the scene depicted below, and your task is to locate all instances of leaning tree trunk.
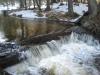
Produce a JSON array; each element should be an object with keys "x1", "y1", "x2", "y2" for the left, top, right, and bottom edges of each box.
[{"x1": 88, "y1": 0, "x2": 97, "y2": 17}]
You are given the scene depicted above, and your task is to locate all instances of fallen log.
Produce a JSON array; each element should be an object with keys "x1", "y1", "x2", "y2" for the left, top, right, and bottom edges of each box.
[
  {"x1": 46, "y1": 19, "x2": 75, "y2": 25},
  {"x1": 20, "y1": 11, "x2": 99, "y2": 45},
  {"x1": 21, "y1": 28, "x2": 70, "y2": 45},
  {"x1": 21, "y1": 26, "x2": 88, "y2": 45},
  {"x1": 0, "y1": 52, "x2": 22, "y2": 68}
]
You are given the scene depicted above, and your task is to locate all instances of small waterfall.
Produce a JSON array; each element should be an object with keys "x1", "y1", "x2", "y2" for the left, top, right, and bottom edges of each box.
[
  {"x1": 0, "y1": 32, "x2": 7, "y2": 42},
  {"x1": 5, "y1": 32, "x2": 100, "y2": 75}
]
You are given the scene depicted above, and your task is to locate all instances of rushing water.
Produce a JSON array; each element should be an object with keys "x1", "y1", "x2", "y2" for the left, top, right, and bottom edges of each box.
[
  {"x1": 5, "y1": 32, "x2": 100, "y2": 75},
  {"x1": 0, "y1": 32, "x2": 7, "y2": 42}
]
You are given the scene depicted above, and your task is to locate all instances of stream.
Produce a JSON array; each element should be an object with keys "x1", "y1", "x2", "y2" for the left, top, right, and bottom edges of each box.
[
  {"x1": 0, "y1": 16, "x2": 66, "y2": 42},
  {"x1": 5, "y1": 32, "x2": 100, "y2": 75},
  {"x1": 0, "y1": 16, "x2": 100, "y2": 75}
]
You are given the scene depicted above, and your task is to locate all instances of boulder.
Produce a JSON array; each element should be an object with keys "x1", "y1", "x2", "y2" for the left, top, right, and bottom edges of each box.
[{"x1": 0, "y1": 43, "x2": 27, "y2": 69}]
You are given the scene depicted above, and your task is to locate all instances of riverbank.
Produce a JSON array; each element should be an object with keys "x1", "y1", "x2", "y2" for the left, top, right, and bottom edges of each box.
[{"x1": 8, "y1": 2, "x2": 88, "y2": 22}]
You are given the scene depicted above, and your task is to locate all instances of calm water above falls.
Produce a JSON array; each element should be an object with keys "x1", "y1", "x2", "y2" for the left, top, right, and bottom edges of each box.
[
  {"x1": 0, "y1": 16, "x2": 66, "y2": 42},
  {"x1": 5, "y1": 32, "x2": 100, "y2": 75}
]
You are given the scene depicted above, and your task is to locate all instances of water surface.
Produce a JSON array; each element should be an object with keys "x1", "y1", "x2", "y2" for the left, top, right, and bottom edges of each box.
[
  {"x1": 0, "y1": 16, "x2": 67, "y2": 42},
  {"x1": 5, "y1": 33, "x2": 100, "y2": 75}
]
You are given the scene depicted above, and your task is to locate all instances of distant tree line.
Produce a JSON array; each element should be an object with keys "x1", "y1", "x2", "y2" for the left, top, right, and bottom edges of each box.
[{"x1": 0, "y1": 0, "x2": 99, "y2": 17}]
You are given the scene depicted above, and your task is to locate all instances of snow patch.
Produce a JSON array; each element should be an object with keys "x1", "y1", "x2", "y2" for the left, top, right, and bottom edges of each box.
[
  {"x1": 10, "y1": 10, "x2": 46, "y2": 19},
  {"x1": 0, "y1": 3, "x2": 19, "y2": 14},
  {"x1": 0, "y1": 3, "x2": 19, "y2": 11},
  {"x1": 9, "y1": 2, "x2": 88, "y2": 21}
]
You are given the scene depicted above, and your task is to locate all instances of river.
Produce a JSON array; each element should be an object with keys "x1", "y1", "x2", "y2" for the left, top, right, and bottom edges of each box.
[
  {"x1": 0, "y1": 16, "x2": 100, "y2": 75},
  {"x1": 4, "y1": 32, "x2": 100, "y2": 75},
  {"x1": 0, "y1": 16, "x2": 66, "y2": 42}
]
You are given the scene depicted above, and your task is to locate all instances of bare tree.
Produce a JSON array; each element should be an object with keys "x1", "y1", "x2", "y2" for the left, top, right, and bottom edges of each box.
[
  {"x1": 35, "y1": 0, "x2": 42, "y2": 11},
  {"x1": 88, "y1": 0, "x2": 97, "y2": 17},
  {"x1": 45, "y1": 0, "x2": 51, "y2": 11},
  {"x1": 68, "y1": 0, "x2": 73, "y2": 15}
]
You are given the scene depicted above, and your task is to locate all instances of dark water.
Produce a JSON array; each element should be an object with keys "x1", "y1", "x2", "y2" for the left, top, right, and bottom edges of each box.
[{"x1": 0, "y1": 16, "x2": 67, "y2": 42}]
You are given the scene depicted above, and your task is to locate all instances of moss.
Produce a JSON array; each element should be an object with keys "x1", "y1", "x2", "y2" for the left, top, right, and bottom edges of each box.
[
  {"x1": 46, "y1": 11, "x2": 79, "y2": 20},
  {"x1": 46, "y1": 12, "x2": 58, "y2": 20},
  {"x1": 48, "y1": 69, "x2": 55, "y2": 75},
  {"x1": 48, "y1": 15, "x2": 59, "y2": 20},
  {"x1": 37, "y1": 11, "x2": 44, "y2": 17},
  {"x1": 64, "y1": 12, "x2": 79, "y2": 19}
]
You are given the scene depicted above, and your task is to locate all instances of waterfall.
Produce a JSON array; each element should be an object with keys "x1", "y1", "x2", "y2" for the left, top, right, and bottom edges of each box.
[
  {"x1": 5, "y1": 32, "x2": 100, "y2": 75},
  {"x1": 0, "y1": 32, "x2": 7, "y2": 42}
]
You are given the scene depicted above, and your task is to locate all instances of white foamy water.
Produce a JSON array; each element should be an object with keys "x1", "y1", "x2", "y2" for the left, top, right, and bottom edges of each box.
[
  {"x1": 5, "y1": 32, "x2": 100, "y2": 75},
  {"x1": 0, "y1": 32, "x2": 7, "y2": 42}
]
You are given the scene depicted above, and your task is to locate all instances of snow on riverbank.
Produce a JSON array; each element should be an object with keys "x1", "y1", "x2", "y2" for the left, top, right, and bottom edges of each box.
[
  {"x1": 10, "y1": 2, "x2": 88, "y2": 20},
  {"x1": 0, "y1": 3, "x2": 19, "y2": 11},
  {"x1": 51, "y1": 3, "x2": 88, "y2": 22},
  {"x1": 52, "y1": 2, "x2": 88, "y2": 15},
  {"x1": 10, "y1": 10, "x2": 46, "y2": 19}
]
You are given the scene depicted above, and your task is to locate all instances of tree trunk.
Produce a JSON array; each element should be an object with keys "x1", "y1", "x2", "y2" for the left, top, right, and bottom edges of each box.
[
  {"x1": 33, "y1": 0, "x2": 36, "y2": 9},
  {"x1": 45, "y1": 0, "x2": 51, "y2": 11},
  {"x1": 24, "y1": 0, "x2": 27, "y2": 10},
  {"x1": 51, "y1": 0, "x2": 57, "y2": 3},
  {"x1": 35, "y1": 0, "x2": 42, "y2": 11},
  {"x1": 68, "y1": 0, "x2": 73, "y2": 15},
  {"x1": 19, "y1": 0, "x2": 24, "y2": 8},
  {"x1": 88, "y1": 0, "x2": 97, "y2": 17}
]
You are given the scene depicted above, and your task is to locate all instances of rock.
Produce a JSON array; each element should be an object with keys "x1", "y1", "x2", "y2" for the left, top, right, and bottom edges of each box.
[
  {"x1": 77, "y1": 10, "x2": 100, "y2": 40},
  {"x1": 59, "y1": 3, "x2": 64, "y2": 6},
  {"x1": 0, "y1": 43, "x2": 27, "y2": 69},
  {"x1": 94, "y1": 55, "x2": 100, "y2": 71},
  {"x1": 2, "y1": 10, "x2": 8, "y2": 17},
  {"x1": 36, "y1": 12, "x2": 44, "y2": 17},
  {"x1": 74, "y1": 3, "x2": 79, "y2": 6},
  {"x1": 0, "y1": 70, "x2": 11, "y2": 75},
  {"x1": 12, "y1": 13, "x2": 16, "y2": 16},
  {"x1": 39, "y1": 67, "x2": 47, "y2": 75},
  {"x1": 17, "y1": 14, "x2": 22, "y2": 18}
]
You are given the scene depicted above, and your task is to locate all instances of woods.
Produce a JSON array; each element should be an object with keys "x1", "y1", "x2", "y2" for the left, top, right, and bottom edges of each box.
[
  {"x1": 0, "y1": 0, "x2": 99, "y2": 18},
  {"x1": 0, "y1": 0, "x2": 100, "y2": 75}
]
